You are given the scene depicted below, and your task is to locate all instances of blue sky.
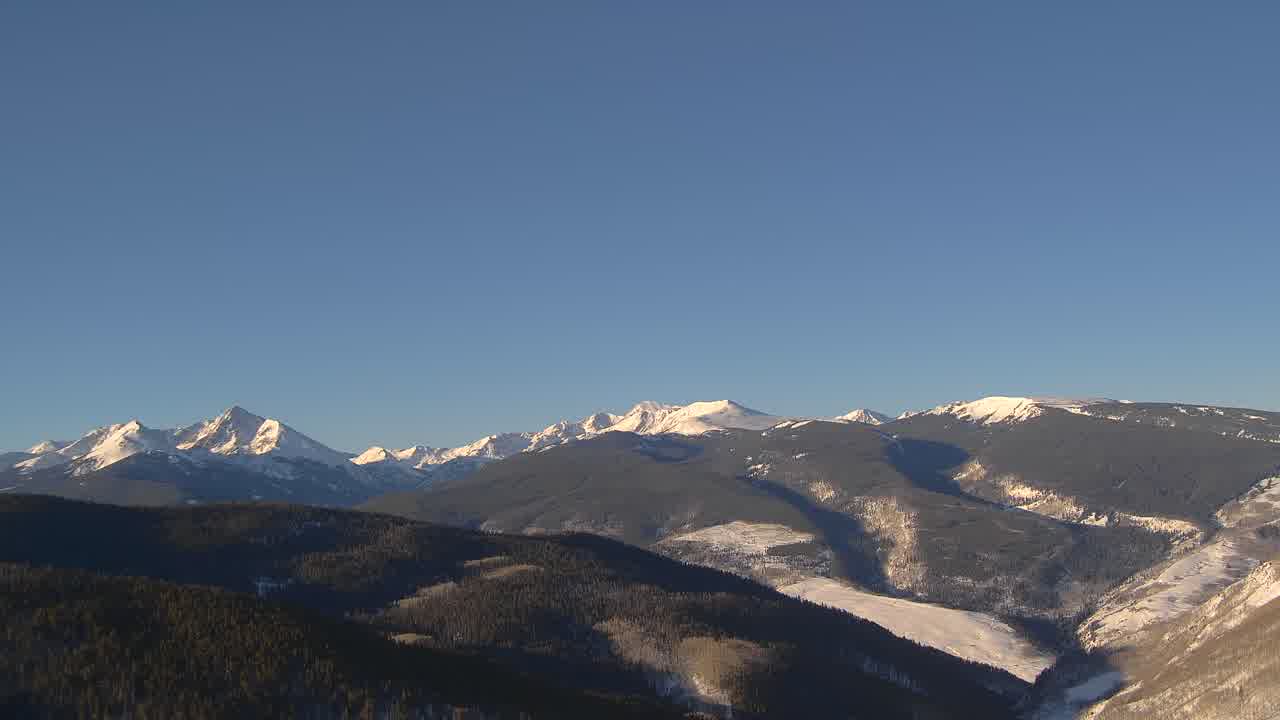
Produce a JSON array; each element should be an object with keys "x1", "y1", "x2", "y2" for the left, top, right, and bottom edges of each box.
[{"x1": 2, "y1": 2, "x2": 1277, "y2": 452}]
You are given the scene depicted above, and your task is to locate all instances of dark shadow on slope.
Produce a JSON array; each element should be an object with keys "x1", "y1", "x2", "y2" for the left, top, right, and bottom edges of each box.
[
  {"x1": 1024, "y1": 649, "x2": 1126, "y2": 717},
  {"x1": 887, "y1": 438, "x2": 1025, "y2": 511},
  {"x1": 885, "y1": 438, "x2": 972, "y2": 498},
  {"x1": 632, "y1": 435, "x2": 704, "y2": 463},
  {"x1": 741, "y1": 475, "x2": 889, "y2": 592}
]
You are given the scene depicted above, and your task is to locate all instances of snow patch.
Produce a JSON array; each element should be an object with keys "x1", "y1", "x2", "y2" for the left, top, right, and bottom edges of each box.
[
  {"x1": 779, "y1": 577, "x2": 1054, "y2": 681},
  {"x1": 661, "y1": 522, "x2": 815, "y2": 556},
  {"x1": 1064, "y1": 672, "x2": 1126, "y2": 704}
]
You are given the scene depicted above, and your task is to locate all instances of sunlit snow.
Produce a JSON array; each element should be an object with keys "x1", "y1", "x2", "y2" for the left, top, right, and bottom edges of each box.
[{"x1": 779, "y1": 577, "x2": 1055, "y2": 682}]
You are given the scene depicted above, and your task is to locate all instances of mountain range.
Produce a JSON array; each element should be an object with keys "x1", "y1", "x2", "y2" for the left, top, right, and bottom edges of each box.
[
  {"x1": 1, "y1": 398, "x2": 864, "y2": 500},
  {"x1": 4, "y1": 393, "x2": 1280, "y2": 717}
]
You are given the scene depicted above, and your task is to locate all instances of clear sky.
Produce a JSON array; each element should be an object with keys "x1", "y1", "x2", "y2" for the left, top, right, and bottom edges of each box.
[{"x1": 2, "y1": 2, "x2": 1277, "y2": 452}]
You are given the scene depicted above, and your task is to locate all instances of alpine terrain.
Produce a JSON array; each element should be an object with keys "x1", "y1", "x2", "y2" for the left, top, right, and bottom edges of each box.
[{"x1": 5, "y1": 394, "x2": 1279, "y2": 718}]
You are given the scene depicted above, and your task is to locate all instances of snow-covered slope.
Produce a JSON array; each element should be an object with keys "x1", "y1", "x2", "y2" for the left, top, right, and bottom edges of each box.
[
  {"x1": 1080, "y1": 474, "x2": 1280, "y2": 650},
  {"x1": 833, "y1": 408, "x2": 891, "y2": 425},
  {"x1": 1038, "y1": 557, "x2": 1280, "y2": 720},
  {"x1": 656, "y1": 520, "x2": 1053, "y2": 682},
  {"x1": 781, "y1": 577, "x2": 1054, "y2": 682},
  {"x1": 921, "y1": 396, "x2": 1112, "y2": 425}
]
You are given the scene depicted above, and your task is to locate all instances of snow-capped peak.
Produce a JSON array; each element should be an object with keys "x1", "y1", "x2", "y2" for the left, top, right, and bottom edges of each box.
[
  {"x1": 526, "y1": 411, "x2": 626, "y2": 451},
  {"x1": 177, "y1": 406, "x2": 265, "y2": 453},
  {"x1": 73, "y1": 420, "x2": 177, "y2": 473},
  {"x1": 174, "y1": 406, "x2": 350, "y2": 467},
  {"x1": 924, "y1": 396, "x2": 1110, "y2": 425},
  {"x1": 352, "y1": 446, "x2": 396, "y2": 465},
  {"x1": 447, "y1": 433, "x2": 533, "y2": 460},
  {"x1": 9, "y1": 407, "x2": 355, "y2": 476},
  {"x1": 394, "y1": 445, "x2": 450, "y2": 467},
  {"x1": 833, "y1": 409, "x2": 892, "y2": 426},
  {"x1": 607, "y1": 399, "x2": 783, "y2": 435},
  {"x1": 15, "y1": 419, "x2": 177, "y2": 475},
  {"x1": 24, "y1": 440, "x2": 68, "y2": 455},
  {"x1": 581, "y1": 411, "x2": 623, "y2": 433},
  {"x1": 350, "y1": 443, "x2": 454, "y2": 471}
]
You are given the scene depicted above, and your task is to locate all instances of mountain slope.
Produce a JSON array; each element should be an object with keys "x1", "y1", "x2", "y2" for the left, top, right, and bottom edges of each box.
[
  {"x1": 365, "y1": 420, "x2": 1175, "y2": 671},
  {"x1": 0, "y1": 495, "x2": 1022, "y2": 719},
  {"x1": 1074, "y1": 401, "x2": 1280, "y2": 444},
  {"x1": 1032, "y1": 555, "x2": 1280, "y2": 720},
  {"x1": 2, "y1": 451, "x2": 383, "y2": 507},
  {"x1": 888, "y1": 399, "x2": 1280, "y2": 525},
  {"x1": 1, "y1": 563, "x2": 678, "y2": 719}
]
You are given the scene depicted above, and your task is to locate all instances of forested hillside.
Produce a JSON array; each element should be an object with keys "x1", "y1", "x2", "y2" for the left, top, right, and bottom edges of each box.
[
  {"x1": 0, "y1": 563, "x2": 675, "y2": 719},
  {"x1": 0, "y1": 495, "x2": 1020, "y2": 719}
]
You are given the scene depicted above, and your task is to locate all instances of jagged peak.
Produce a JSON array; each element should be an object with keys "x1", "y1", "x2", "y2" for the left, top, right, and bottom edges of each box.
[{"x1": 214, "y1": 405, "x2": 268, "y2": 426}]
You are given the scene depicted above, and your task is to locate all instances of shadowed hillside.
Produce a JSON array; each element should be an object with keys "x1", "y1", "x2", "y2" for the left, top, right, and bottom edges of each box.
[{"x1": 0, "y1": 495, "x2": 1022, "y2": 719}]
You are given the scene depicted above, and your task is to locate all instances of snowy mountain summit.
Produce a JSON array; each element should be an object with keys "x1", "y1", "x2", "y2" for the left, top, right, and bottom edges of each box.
[
  {"x1": 175, "y1": 406, "x2": 352, "y2": 467},
  {"x1": 606, "y1": 400, "x2": 783, "y2": 436},
  {"x1": 921, "y1": 396, "x2": 1112, "y2": 425},
  {"x1": 833, "y1": 409, "x2": 892, "y2": 426}
]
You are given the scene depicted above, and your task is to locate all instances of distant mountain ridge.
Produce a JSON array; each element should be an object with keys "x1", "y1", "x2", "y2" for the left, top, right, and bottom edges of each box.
[
  {"x1": 350, "y1": 399, "x2": 789, "y2": 477},
  {"x1": 8, "y1": 395, "x2": 1278, "y2": 509},
  {"x1": 0, "y1": 399, "x2": 802, "y2": 503},
  {"x1": 11, "y1": 395, "x2": 1279, "y2": 483},
  {"x1": 9, "y1": 406, "x2": 357, "y2": 478}
]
